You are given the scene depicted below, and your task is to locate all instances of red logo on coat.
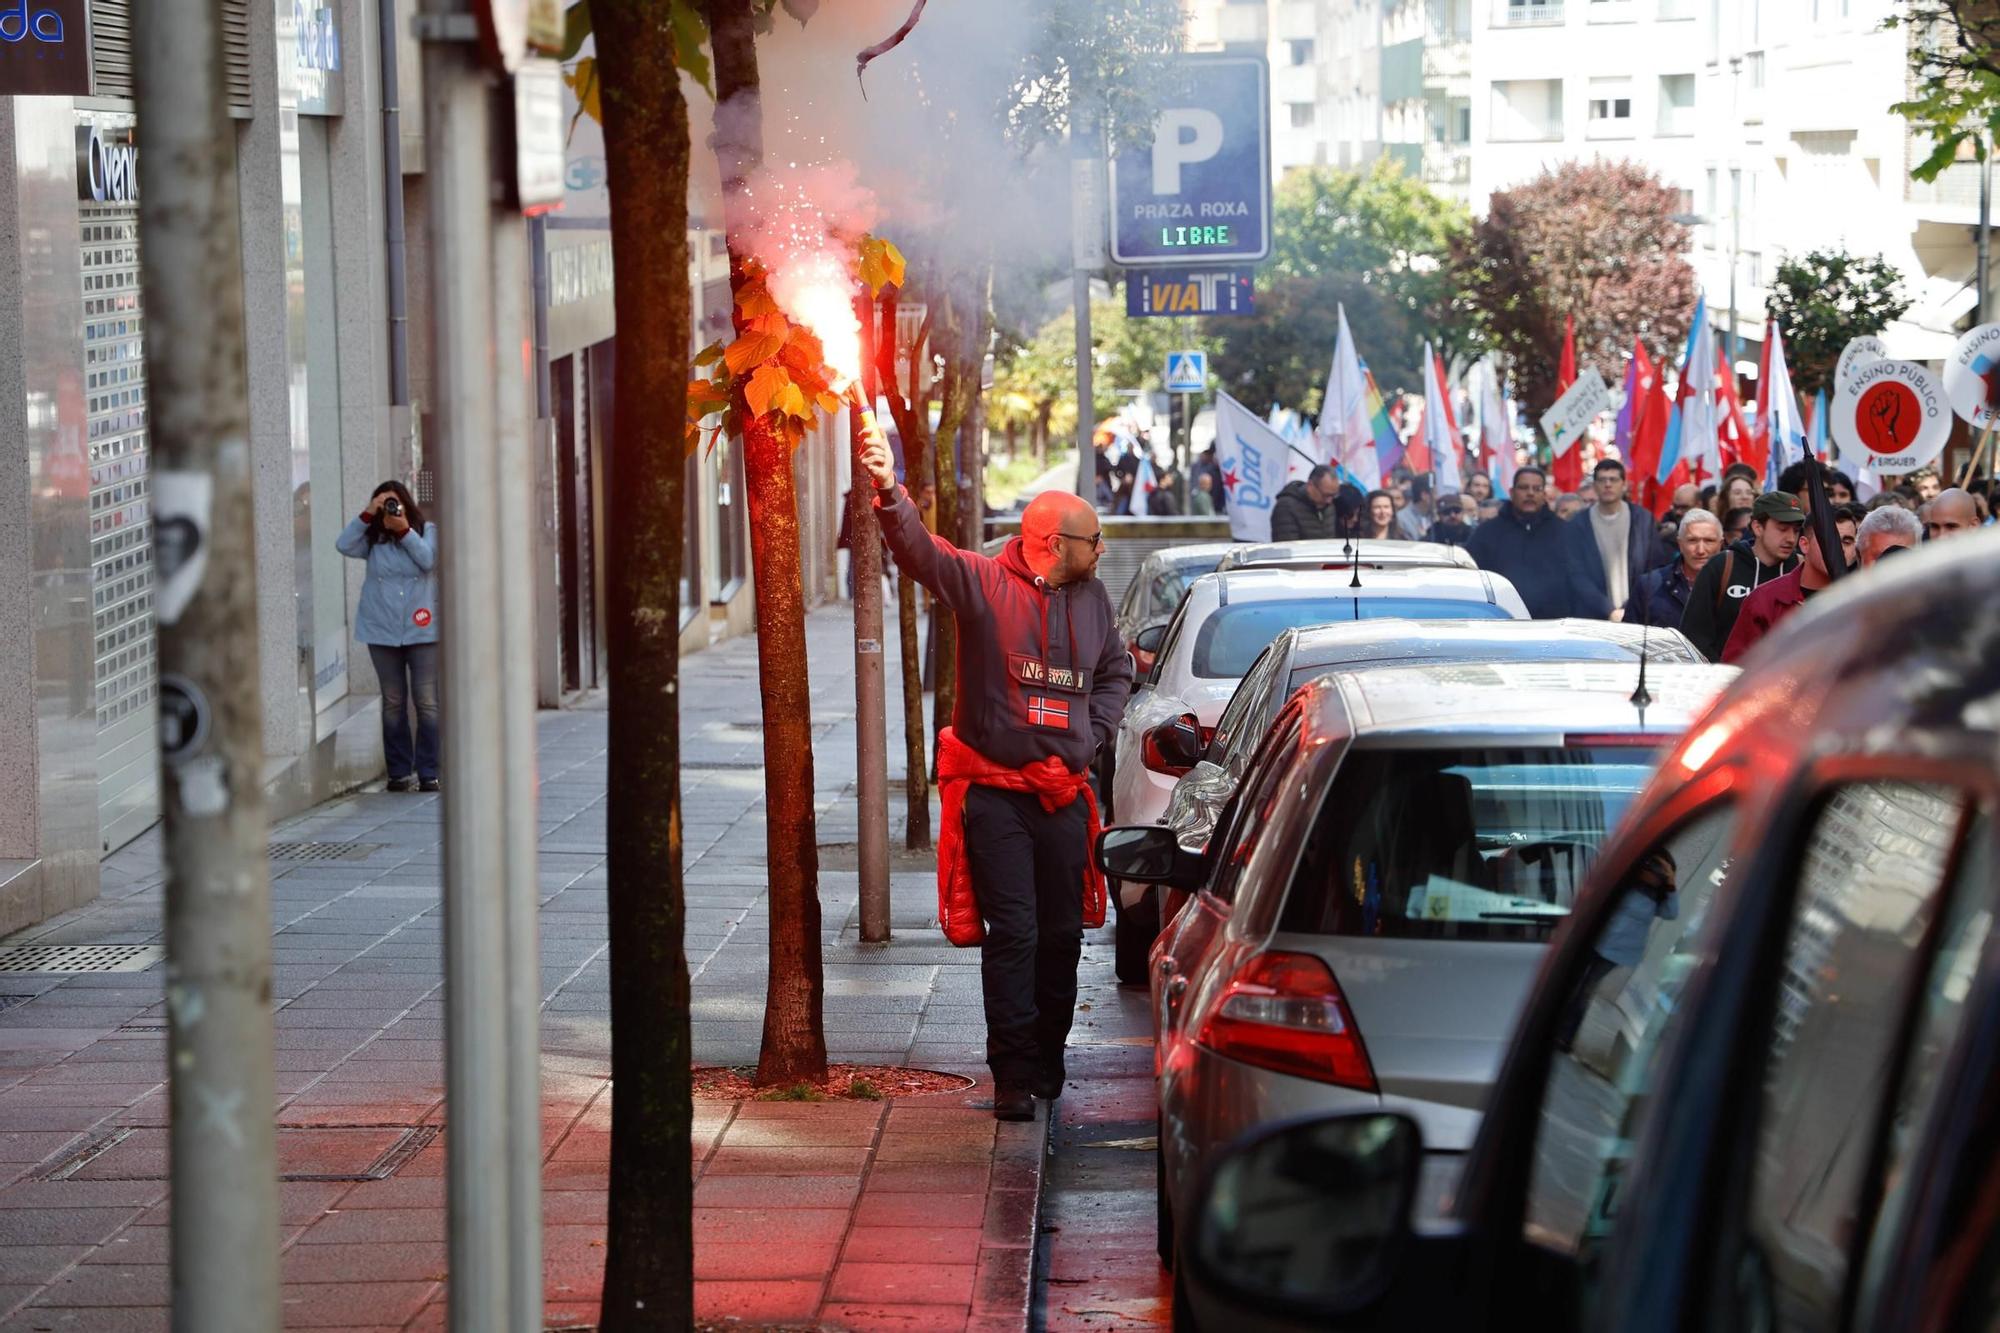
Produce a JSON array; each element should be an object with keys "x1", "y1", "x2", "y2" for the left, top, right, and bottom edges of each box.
[{"x1": 412, "y1": 608, "x2": 432, "y2": 628}]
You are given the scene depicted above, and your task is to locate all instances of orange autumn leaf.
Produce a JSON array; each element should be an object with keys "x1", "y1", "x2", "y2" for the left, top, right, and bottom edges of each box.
[
  {"x1": 725, "y1": 331, "x2": 784, "y2": 377},
  {"x1": 744, "y1": 363, "x2": 792, "y2": 419}
]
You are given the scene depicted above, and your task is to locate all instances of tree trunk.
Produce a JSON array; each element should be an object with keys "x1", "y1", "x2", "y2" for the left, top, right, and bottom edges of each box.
[
  {"x1": 594, "y1": 2, "x2": 693, "y2": 1325},
  {"x1": 1005, "y1": 421, "x2": 1018, "y2": 462},
  {"x1": 706, "y1": 0, "x2": 827, "y2": 1086}
]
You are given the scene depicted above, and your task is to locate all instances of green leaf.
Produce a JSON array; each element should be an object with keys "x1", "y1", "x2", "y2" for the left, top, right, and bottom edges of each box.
[
  {"x1": 1912, "y1": 132, "x2": 1968, "y2": 183},
  {"x1": 669, "y1": 0, "x2": 713, "y2": 97},
  {"x1": 558, "y1": 0, "x2": 591, "y2": 62}
]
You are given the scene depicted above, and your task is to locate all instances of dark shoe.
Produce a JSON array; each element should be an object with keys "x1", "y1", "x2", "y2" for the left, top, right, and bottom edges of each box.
[
  {"x1": 993, "y1": 1087, "x2": 1036, "y2": 1122},
  {"x1": 418, "y1": 778, "x2": 441, "y2": 793},
  {"x1": 386, "y1": 776, "x2": 415, "y2": 793},
  {"x1": 1033, "y1": 1073, "x2": 1066, "y2": 1100}
]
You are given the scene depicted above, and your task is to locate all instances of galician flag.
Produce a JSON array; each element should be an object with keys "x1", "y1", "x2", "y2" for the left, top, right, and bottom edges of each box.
[
  {"x1": 1216, "y1": 392, "x2": 1298, "y2": 543},
  {"x1": 1315, "y1": 305, "x2": 1383, "y2": 490},
  {"x1": 1758, "y1": 320, "x2": 1808, "y2": 489},
  {"x1": 1658, "y1": 295, "x2": 1719, "y2": 489},
  {"x1": 1421, "y1": 342, "x2": 1464, "y2": 492},
  {"x1": 1134, "y1": 448, "x2": 1159, "y2": 510}
]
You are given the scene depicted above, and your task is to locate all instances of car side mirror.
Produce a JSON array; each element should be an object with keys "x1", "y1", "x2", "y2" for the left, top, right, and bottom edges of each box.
[
  {"x1": 1142, "y1": 713, "x2": 1204, "y2": 777},
  {"x1": 1133, "y1": 622, "x2": 1168, "y2": 654},
  {"x1": 1094, "y1": 825, "x2": 1207, "y2": 890},
  {"x1": 1182, "y1": 1112, "x2": 1422, "y2": 1325}
]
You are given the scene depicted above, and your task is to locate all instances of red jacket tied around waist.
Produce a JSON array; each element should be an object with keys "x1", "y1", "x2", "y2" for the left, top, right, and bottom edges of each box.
[{"x1": 935, "y1": 727, "x2": 1107, "y2": 947}]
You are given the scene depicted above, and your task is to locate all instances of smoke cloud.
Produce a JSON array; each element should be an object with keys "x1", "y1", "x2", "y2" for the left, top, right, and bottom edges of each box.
[{"x1": 687, "y1": 1, "x2": 1071, "y2": 289}]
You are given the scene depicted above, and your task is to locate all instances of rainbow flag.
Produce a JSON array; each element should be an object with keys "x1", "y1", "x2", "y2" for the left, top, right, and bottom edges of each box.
[{"x1": 1360, "y1": 358, "x2": 1401, "y2": 475}]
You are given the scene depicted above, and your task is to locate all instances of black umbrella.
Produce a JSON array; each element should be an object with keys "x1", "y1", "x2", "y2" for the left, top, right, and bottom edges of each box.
[{"x1": 1801, "y1": 459, "x2": 1846, "y2": 583}]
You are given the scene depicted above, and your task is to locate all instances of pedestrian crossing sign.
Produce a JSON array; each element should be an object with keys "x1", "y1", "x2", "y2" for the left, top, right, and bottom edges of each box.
[{"x1": 1165, "y1": 351, "x2": 1208, "y2": 394}]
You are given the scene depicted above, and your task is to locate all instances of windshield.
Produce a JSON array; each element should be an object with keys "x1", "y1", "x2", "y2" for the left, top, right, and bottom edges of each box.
[
  {"x1": 1191, "y1": 598, "x2": 1512, "y2": 678},
  {"x1": 1277, "y1": 746, "x2": 1660, "y2": 942}
]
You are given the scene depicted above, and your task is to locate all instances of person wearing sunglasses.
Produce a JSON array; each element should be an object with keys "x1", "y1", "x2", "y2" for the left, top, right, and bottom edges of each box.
[{"x1": 858, "y1": 421, "x2": 1134, "y2": 1123}]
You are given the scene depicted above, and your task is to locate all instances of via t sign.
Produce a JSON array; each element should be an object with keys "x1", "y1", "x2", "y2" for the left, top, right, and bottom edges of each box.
[{"x1": 1109, "y1": 55, "x2": 1271, "y2": 267}]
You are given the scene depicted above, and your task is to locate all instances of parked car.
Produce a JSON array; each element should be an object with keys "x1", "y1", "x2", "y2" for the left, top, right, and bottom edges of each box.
[
  {"x1": 1171, "y1": 530, "x2": 2000, "y2": 1333},
  {"x1": 1114, "y1": 542, "x2": 1240, "y2": 678},
  {"x1": 1161, "y1": 619, "x2": 1707, "y2": 862},
  {"x1": 1107, "y1": 566, "x2": 1531, "y2": 981},
  {"x1": 1215, "y1": 537, "x2": 1477, "y2": 574},
  {"x1": 1099, "y1": 660, "x2": 1736, "y2": 1273}
]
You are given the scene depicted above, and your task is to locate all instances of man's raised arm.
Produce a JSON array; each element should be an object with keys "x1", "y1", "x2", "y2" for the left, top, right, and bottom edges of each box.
[{"x1": 859, "y1": 421, "x2": 988, "y2": 614}]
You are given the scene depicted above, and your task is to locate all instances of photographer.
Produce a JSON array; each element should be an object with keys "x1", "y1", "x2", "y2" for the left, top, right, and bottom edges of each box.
[{"x1": 336, "y1": 482, "x2": 440, "y2": 792}]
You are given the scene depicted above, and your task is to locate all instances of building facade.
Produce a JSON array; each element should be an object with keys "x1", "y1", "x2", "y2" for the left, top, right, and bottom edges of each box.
[{"x1": 0, "y1": 0, "x2": 848, "y2": 936}]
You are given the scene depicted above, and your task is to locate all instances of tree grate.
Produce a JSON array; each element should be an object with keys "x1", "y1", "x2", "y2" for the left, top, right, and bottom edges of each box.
[
  {"x1": 0, "y1": 944, "x2": 163, "y2": 974},
  {"x1": 269, "y1": 841, "x2": 386, "y2": 862},
  {"x1": 42, "y1": 1123, "x2": 441, "y2": 1183}
]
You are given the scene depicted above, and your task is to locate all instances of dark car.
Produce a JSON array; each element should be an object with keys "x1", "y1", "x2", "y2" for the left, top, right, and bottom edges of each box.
[{"x1": 1172, "y1": 530, "x2": 2000, "y2": 1333}]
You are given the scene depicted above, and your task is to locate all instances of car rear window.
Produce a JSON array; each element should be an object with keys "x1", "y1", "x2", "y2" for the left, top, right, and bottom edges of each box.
[
  {"x1": 1278, "y1": 745, "x2": 1659, "y2": 942},
  {"x1": 1191, "y1": 598, "x2": 1513, "y2": 678}
]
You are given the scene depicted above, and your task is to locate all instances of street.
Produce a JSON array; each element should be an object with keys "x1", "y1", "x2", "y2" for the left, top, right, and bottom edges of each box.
[{"x1": 0, "y1": 606, "x2": 1164, "y2": 1331}]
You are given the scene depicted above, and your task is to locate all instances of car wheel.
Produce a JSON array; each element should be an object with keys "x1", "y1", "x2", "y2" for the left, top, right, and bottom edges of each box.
[
  {"x1": 1155, "y1": 1116, "x2": 1175, "y2": 1271},
  {"x1": 1114, "y1": 888, "x2": 1159, "y2": 986}
]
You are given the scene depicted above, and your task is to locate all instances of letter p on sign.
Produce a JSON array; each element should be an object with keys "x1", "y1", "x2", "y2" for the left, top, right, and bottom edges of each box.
[{"x1": 1152, "y1": 109, "x2": 1224, "y2": 194}]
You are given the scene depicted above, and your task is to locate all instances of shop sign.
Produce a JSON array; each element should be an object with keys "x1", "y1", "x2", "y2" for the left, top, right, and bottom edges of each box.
[
  {"x1": 76, "y1": 122, "x2": 138, "y2": 205},
  {"x1": 292, "y1": 0, "x2": 343, "y2": 115},
  {"x1": 0, "y1": 0, "x2": 89, "y2": 96}
]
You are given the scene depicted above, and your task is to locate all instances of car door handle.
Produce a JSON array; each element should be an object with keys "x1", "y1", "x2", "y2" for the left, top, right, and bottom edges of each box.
[
  {"x1": 1167, "y1": 977, "x2": 1188, "y2": 999},
  {"x1": 1156, "y1": 957, "x2": 1177, "y2": 976}
]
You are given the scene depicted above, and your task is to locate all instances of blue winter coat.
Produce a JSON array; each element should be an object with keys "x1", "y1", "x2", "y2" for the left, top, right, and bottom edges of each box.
[
  {"x1": 336, "y1": 517, "x2": 438, "y2": 646},
  {"x1": 1561, "y1": 504, "x2": 1669, "y2": 620},
  {"x1": 1464, "y1": 503, "x2": 1571, "y2": 618}
]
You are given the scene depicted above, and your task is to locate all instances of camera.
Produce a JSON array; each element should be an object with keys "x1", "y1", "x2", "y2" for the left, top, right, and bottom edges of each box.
[{"x1": 381, "y1": 498, "x2": 403, "y2": 518}]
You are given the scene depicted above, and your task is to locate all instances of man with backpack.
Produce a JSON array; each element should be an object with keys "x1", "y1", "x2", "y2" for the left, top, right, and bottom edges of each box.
[{"x1": 1679, "y1": 492, "x2": 1805, "y2": 662}]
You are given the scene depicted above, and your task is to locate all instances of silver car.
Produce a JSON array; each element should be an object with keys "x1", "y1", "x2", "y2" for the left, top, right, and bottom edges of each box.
[
  {"x1": 1159, "y1": 619, "x2": 1707, "y2": 857},
  {"x1": 1215, "y1": 537, "x2": 1477, "y2": 574},
  {"x1": 1098, "y1": 661, "x2": 1736, "y2": 1263}
]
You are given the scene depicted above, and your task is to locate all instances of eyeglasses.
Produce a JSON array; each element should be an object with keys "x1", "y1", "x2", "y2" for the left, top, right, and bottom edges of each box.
[{"x1": 1059, "y1": 531, "x2": 1105, "y2": 551}]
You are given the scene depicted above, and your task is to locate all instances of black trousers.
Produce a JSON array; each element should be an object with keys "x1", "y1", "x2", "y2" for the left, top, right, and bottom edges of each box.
[{"x1": 962, "y1": 785, "x2": 1088, "y2": 1089}]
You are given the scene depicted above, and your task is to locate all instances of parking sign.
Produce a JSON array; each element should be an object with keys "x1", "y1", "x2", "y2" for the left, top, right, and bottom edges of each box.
[{"x1": 1109, "y1": 55, "x2": 1271, "y2": 266}]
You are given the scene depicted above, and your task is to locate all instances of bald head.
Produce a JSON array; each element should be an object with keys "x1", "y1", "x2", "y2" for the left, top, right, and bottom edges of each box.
[
  {"x1": 1023, "y1": 490, "x2": 1104, "y2": 585},
  {"x1": 1927, "y1": 487, "x2": 1978, "y2": 540}
]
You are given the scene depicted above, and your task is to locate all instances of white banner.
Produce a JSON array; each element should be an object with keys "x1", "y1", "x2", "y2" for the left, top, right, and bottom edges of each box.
[{"x1": 1215, "y1": 392, "x2": 1298, "y2": 543}]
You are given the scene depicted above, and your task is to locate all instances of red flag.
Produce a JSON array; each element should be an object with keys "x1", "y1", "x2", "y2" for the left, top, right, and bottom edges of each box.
[
  {"x1": 1551, "y1": 315, "x2": 1583, "y2": 493},
  {"x1": 1631, "y1": 358, "x2": 1672, "y2": 516},
  {"x1": 1717, "y1": 345, "x2": 1761, "y2": 478},
  {"x1": 1403, "y1": 398, "x2": 1431, "y2": 474}
]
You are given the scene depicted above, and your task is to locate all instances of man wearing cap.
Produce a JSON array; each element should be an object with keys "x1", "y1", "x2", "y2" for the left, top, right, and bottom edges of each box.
[
  {"x1": 1721, "y1": 505, "x2": 1857, "y2": 664},
  {"x1": 1680, "y1": 492, "x2": 1804, "y2": 662}
]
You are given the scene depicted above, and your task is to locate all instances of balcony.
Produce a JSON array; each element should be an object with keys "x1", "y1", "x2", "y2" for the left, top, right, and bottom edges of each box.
[
  {"x1": 1496, "y1": 1, "x2": 1564, "y2": 26},
  {"x1": 1423, "y1": 38, "x2": 1472, "y2": 84},
  {"x1": 1424, "y1": 143, "x2": 1473, "y2": 185}
]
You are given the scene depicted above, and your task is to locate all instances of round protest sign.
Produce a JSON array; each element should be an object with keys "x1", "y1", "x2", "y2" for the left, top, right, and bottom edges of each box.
[
  {"x1": 1944, "y1": 322, "x2": 2000, "y2": 427},
  {"x1": 1835, "y1": 335, "x2": 1887, "y2": 391},
  {"x1": 1830, "y1": 359, "x2": 1951, "y2": 472}
]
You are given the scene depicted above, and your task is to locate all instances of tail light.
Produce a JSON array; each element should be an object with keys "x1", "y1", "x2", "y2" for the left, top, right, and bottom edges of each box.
[
  {"x1": 1132, "y1": 647, "x2": 1157, "y2": 675},
  {"x1": 1194, "y1": 952, "x2": 1376, "y2": 1091}
]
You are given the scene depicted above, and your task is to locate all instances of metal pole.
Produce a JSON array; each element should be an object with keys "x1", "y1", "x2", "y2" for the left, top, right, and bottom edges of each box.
[
  {"x1": 1071, "y1": 100, "x2": 1100, "y2": 501},
  {"x1": 133, "y1": 0, "x2": 281, "y2": 1327},
  {"x1": 849, "y1": 400, "x2": 892, "y2": 943},
  {"x1": 1978, "y1": 133, "x2": 1992, "y2": 327},
  {"x1": 418, "y1": 7, "x2": 535, "y2": 1329},
  {"x1": 489, "y1": 203, "x2": 545, "y2": 1326}
]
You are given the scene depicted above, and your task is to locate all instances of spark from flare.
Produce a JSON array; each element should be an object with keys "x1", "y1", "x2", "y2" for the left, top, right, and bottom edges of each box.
[{"x1": 734, "y1": 158, "x2": 875, "y2": 391}]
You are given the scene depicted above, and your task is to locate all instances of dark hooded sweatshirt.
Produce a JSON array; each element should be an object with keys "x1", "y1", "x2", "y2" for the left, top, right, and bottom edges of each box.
[
  {"x1": 874, "y1": 487, "x2": 1134, "y2": 772},
  {"x1": 1678, "y1": 537, "x2": 1802, "y2": 663}
]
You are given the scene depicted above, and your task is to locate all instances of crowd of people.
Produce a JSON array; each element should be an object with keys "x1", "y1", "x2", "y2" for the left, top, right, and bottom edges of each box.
[{"x1": 1351, "y1": 455, "x2": 1995, "y2": 662}]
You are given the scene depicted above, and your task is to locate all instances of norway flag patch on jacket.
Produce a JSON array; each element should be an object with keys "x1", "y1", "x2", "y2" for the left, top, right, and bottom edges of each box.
[{"x1": 1024, "y1": 695, "x2": 1070, "y2": 729}]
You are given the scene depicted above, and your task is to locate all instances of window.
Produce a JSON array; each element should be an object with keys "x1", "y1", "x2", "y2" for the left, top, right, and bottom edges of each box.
[
  {"x1": 1658, "y1": 73, "x2": 1696, "y2": 135},
  {"x1": 1190, "y1": 598, "x2": 1513, "y2": 678},
  {"x1": 1745, "y1": 50, "x2": 1765, "y2": 90},
  {"x1": 1856, "y1": 812, "x2": 1993, "y2": 1315},
  {"x1": 1207, "y1": 715, "x2": 1306, "y2": 907},
  {"x1": 1280, "y1": 744, "x2": 1662, "y2": 944},
  {"x1": 1521, "y1": 803, "x2": 1742, "y2": 1266},
  {"x1": 1587, "y1": 79, "x2": 1634, "y2": 136},
  {"x1": 1675, "y1": 188, "x2": 1696, "y2": 216},
  {"x1": 1204, "y1": 643, "x2": 1286, "y2": 775},
  {"x1": 1490, "y1": 79, "x2": 1564, "y2": 142},
  {"x1": 1731, "y1": 782, "x2": 1972, "y2": 1333},
  {"x1": 1289, "y1": 102, "x2": 1316, "y2": 129},
  {"x1": 1288, "y1": 38, "x2": 1314, "y2": 65}
]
